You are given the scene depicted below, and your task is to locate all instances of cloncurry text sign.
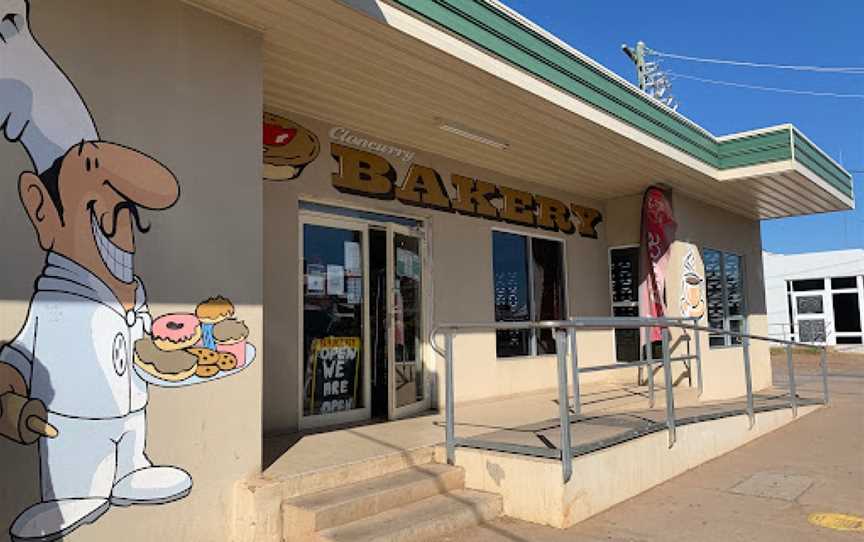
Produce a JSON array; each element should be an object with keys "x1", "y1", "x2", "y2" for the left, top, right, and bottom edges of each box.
[{"x1": 330, "y1": 143, "x2": 603, "y2": 238}]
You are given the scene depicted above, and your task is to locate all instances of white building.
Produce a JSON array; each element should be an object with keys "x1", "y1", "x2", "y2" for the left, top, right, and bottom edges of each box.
[{"x1": 764, "y1": 250, "x2": 864, "y2": 346}]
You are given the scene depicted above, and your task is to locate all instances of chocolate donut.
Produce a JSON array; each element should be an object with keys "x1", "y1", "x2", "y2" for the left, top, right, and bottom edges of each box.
[{"x1": 134, "y1": 338, "x2": 197, "y2": 382}]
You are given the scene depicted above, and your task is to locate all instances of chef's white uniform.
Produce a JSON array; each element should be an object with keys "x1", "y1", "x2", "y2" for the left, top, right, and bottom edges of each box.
[{"x1": 0, "y1": 253, "x2": 192, "y2": 540}]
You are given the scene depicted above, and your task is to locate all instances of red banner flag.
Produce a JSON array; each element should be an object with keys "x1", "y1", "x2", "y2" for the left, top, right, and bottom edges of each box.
[{"x1": 639, "y1": 186, "x2": 677, "y2": 343}]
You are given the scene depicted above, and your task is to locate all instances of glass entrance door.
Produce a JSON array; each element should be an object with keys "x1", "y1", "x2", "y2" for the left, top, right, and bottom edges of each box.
[
  {"x1": 388, "y1": 225, "x2": 429, "y2": 418},
  {"x1": 299, "y1": 216, "x2": 370, "y2": 429}
]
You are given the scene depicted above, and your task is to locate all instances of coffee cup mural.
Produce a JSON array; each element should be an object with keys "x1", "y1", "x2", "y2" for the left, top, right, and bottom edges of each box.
[{"x1": 680, "y1": 249, "x2": 706, "y2": 319}]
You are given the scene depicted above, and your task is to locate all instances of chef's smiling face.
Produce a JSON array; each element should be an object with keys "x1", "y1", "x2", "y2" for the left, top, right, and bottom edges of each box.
[{"x1": 18, "y1": 141, "x2": 179, "y2": 301}]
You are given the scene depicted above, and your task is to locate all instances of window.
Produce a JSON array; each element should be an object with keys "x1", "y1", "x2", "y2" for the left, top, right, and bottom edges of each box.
[
  {"x1": 799, "y1": 319, "x2": 826, "y2": 343},
  {"x1": 796, "y1": 295, "x2": 823, "y2": 314},
  {"x1": 609, "y1": 247, "x2": 640, "y2": 362},
  {"x1": 704, "y1": 249, "x2": 745, "y2": 347},
  {"x1": 831, "y1": 276, "x2": 857, "y2": 290},
  {"x1": 493, "y1": 231, "x2": 566, "y2": 358},
  {"x1": 791, "y1": 278, "x2": 824, "y2": 291}
]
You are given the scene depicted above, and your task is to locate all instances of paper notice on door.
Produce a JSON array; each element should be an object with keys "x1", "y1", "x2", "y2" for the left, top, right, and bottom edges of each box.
[
  {"x1": 307, "y1": 264, "x2": 325, "y2": 295},
  {"x1": 346, "y1": 277, "x2": 362, "y2": 304},
  {"x1": 396, "y1": 248, "x2": 420, "y2": 280},
  {"x1": 396, "y1": 248, "x2": 410, "y2": 278},
  {"x1": 411, "y1": 253, "x2": 421, "y2": 281},
  {"x1": 327, "y1": 265, "x2": 345, "y2": 296},
  {"x1": 344, "y1": 242, "x2": 361, "y2": 276}
]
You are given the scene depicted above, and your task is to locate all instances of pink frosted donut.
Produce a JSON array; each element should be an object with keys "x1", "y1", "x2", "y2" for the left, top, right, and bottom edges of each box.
[{"x1": 152, "y1": 313, "x2": 202, "y2": 351}]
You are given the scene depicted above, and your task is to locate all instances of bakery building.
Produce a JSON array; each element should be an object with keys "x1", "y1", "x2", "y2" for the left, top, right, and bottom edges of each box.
[{"x1": 0, "y1": 1, "x2": 854, "y2": 542}]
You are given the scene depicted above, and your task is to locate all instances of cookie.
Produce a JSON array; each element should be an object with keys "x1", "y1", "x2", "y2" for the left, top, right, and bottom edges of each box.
[
  {"x1": 195, "y1": 364, "x2": 219, "y2": 378},
  {"x1": 187, "y1": 347, "x2": 220, "y2": 366},
  {"x1": 217, "y1": 352, "x2": 237, "y2": 371}
]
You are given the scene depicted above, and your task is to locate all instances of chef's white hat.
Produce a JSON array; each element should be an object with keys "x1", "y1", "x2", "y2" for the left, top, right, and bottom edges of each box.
[{"x1": 0, "y1": 0, "x2": 99, "y2": 174}]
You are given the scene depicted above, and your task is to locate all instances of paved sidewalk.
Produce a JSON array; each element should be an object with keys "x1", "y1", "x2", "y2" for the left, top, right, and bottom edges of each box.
[{"x1": 436, "y1": 351, "x2": 864, "y2": 542}]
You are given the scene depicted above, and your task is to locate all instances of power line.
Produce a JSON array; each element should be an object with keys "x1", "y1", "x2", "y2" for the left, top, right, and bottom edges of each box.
[
  {"x1": 649, "y1": 49, "x2": 864, "y2": 74},
  {"x1": 668, "y1": 72, "x2": 864, "y2": 99}
]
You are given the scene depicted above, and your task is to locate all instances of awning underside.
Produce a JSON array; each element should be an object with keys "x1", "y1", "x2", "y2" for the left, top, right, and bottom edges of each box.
[{"x1": 184, "y1": 0, "x2": 854, "y2": 219}]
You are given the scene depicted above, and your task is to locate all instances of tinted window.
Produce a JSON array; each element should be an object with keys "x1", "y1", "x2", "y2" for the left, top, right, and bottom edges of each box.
[
  {"x1": 532, "y1": 238, "x2": 566, "y2": 355},
  {"x1": 610, "y1": 247, "x2": 641, "y2": 362},
  {"x1": 610, "y1": 247, "x2": 639, "y2": 304},
  {"x1": 792, "y1": 279, "x2": 824, "y2": 291},
  {"x1": 704, "y1": 249, "x2": 724, "y2": 331},
  {"x1": 493, "y1": 232, "x2": 530, "y2": 357},
  {"x1": 493, "y1": 232, "x2": 566, "y2": 358},
  {"x1": 796, "y1": 296, "x2": 823, "y2": 314},
  {"x1": 831, "y1": 276, "x2": 857, "y2": 290},
  {"x1": 799, "y1": 319, "x2": 826, "y2": 342},
  {"x1": 724, "y1": 253, "x2": 743, "y2": 317},
  {"x1": 704, "y1": 248, "x2": 747, "y2": 347}
]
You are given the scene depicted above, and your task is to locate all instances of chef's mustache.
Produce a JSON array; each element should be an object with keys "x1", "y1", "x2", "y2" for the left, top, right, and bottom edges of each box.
[{"x1": 100, "y1": 201, "x2": 151, "y2": 238}]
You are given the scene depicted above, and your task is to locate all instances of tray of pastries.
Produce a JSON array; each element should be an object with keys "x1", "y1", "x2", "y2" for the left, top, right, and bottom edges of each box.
[{"x1": 133, "y1": 296, "x2": 256, "y2": 388}]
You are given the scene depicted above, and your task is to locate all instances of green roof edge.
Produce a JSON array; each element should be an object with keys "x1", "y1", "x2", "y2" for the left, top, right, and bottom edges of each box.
[{"x1": 388, "y1": 0, "x2": 853, "y2": 199}]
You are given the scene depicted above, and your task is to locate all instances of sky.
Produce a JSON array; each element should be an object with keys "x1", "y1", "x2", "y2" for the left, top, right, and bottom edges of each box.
[{"x1": 502, "y1": 0, "x2": 864, "y2": 254}]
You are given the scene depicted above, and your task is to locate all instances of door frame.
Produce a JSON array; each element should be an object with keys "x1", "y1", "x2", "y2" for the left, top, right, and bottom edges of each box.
[
  {"x1": 298, "y1": 205, "x2": 432, "y2": 428},
  {"x1": 298, "y1": 213, "x2": 372, "y2": 430},
  {"x1": 387, "y1": 223, "x2": 432, "y2": 420}
]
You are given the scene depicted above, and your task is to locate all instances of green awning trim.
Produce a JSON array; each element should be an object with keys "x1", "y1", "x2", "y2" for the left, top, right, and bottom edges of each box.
[
  {"x1": 793, "y1": 129, "x2": 853, "y2": 197},
  {"x1": 390, "y1": 0, "x2": 853, "y2": 199}
]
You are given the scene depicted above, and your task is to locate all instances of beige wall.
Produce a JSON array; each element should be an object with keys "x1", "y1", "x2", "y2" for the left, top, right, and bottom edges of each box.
[
  {"x1": 263, "y1": 112, "x2": 614, "y2": 434},
  {"x1": 670, "y1": 193, "x2": 772, "y2": 399},
  {"x1": 604, "y1": 194, "x2": 642, "y2": 247},
  {"x1": 592, "y1": 190, "x2": 772, "y2": 399},
  {"x1": 0, "y1": 2, "x2": 263, "y2": 541}
]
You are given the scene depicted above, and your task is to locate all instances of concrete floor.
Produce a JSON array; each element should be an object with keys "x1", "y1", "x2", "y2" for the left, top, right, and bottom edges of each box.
[
  {"x1": 263, "y1": 379, "x2": 689, "y2": 476},
  {"x1": 262, "y1": 373, "x2": 796, "y2": 478},
  {"x1": 263, "y1": 360, "x2": 821, "y2": 480},
  {"x1": 434, "y1": 350, "x2": 864, "y2": 541}
]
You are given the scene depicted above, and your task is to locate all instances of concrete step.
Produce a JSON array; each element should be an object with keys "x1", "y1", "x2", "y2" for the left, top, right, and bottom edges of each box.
[
  {"x1": 267, "y1": 446, "x2": 437, "y2": 499},
  {"x1": 234, "y1": 447, "x2": 438, "y2": 542},
  {"x1": 282, "y1": 464, "x2": 465, "y2": 539},
  {"x1": 316, "y1": 489, "x2": 502, "y2": 542}
]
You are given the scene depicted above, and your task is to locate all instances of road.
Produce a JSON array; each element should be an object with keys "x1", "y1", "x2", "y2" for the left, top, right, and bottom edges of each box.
[{"x1": 437, "y1": 350, "x2": 864, "y2": 542}]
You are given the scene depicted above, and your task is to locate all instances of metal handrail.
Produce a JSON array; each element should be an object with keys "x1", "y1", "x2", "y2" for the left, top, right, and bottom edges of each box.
[{"x1": 431, "y1": 316, "x2": 829, "y2": 483}]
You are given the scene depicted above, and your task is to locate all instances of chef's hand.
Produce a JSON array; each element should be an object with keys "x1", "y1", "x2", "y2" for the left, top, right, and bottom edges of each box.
[
  {"x1": 0, "y1": 361, "x2": 26, "y2": 398},
  {"x1": 0, "y1": 362, "x2": 58, "y2": 442}
]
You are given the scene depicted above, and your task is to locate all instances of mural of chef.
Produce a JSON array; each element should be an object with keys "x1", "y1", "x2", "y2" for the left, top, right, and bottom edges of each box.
[{"x1": 0, "y1": 2, "x2": 254, "y2": 540}]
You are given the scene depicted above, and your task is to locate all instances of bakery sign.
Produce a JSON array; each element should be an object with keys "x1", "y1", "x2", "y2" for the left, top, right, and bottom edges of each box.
[{"x1": 328, "y1": 135, "x2": 603, "y2": 239}]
